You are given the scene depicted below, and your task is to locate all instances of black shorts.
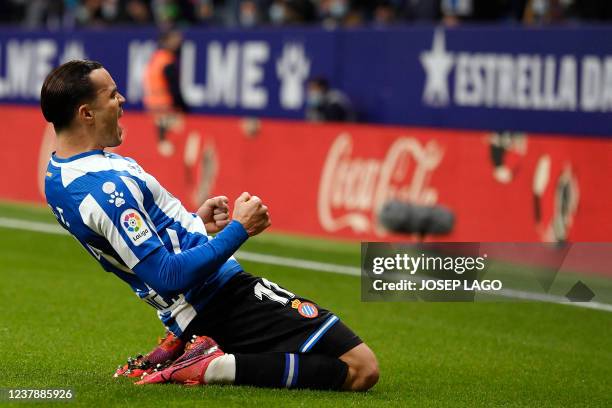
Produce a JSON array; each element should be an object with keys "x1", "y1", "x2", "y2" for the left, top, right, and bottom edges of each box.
[{"x1": 181, "y1": 272, "x2": 362, "y2": 358}]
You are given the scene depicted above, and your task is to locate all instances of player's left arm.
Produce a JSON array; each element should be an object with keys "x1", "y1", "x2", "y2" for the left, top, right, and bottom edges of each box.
[
  {"x1": 132, "y1": 220, "x2": 248, "y2": 296},
  {"x1": 196, "y1": 196, "x2": 230, "y2": 234},
  {"x1": 135, "y1": 160, "x2": 229, "y2": 234}
]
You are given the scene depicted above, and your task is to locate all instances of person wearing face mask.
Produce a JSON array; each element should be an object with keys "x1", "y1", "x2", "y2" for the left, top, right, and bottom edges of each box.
[
  {"x1": 238, "y1": 0, "x2": 260, "y2": 27},
  {"x1": 318, "y1": 0, "x2": 364, "y2": 28},
  {"x1": 268, "y1": 0, "x2": 288, "y2": 25},
  {"x1": 269, "y1": 0, "x2": 316, "y2": 25},
  {"x1": 305, "y1": 77, "x2": 356, "y2": 122},
  {"x1": 329, "y1": 0, "x2": 349, "y2": 19}
]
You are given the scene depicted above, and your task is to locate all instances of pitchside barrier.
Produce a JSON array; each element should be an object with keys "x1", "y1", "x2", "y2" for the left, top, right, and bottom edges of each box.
[{"x1": 1, "y1": 106, "x2": 610, "y2": 243}]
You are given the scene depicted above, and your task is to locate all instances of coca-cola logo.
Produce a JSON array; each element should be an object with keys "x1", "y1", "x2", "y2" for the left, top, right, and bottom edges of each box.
[{"x1": 318, "y1": 133, "x2": 444, "y2": 236}]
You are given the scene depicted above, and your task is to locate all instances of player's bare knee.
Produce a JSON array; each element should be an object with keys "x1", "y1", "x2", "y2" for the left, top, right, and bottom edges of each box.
[
  {"x1": 345, "y1": 351, "x2": 379, "y2": 391},
  {"x1": 366, "y1": 362, "x2": 380, "y2": 389},
  {"x1": 352, "y1": 360, "x2": 379, "y2": 391}
]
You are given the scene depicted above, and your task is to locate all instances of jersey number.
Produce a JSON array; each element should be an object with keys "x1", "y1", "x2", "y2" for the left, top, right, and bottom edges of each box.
[{"x1": 253, "y1": 278, "x2": 295, "y2": 306}]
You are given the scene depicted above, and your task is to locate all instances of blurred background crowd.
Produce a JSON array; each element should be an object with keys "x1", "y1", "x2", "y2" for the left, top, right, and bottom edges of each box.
[{"x1": 1, "y1": 0, "x2": 611, "y2": 31}]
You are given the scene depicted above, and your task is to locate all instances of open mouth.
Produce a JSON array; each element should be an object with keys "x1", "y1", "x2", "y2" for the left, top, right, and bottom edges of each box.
[{"x1": 118, "y1": 109, "x2": 124, "y2": 133}]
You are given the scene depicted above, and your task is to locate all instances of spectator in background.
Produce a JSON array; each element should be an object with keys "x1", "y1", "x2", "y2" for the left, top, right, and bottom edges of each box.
[
  {"x1": 268, "y1": 0, "x2": 291, "y2": 25},
  {"x1": 305, "y1": 77, "x2": 356, "y2": 122},
  {"x1": 522, "y1": 0, "x2": 564, "y2": 24},
  {"x1": 403, "y1": 0, "x2": 441, "y2": 22},
  {"x1": 117, "y1": 0, "x2": 153, "y2": 25},
  {"x1": 441, "y1": 0, "x2": 510, "y2": 25},
  {"x1": 151, "y1": 0, "x2": 196, "y2": 29},
  {"x1": 521, "y1": 0, "x2": 612, "y2": 24},
  {"x1": 3, "y1": 0, "x2": 612, "y2": 30},
  {"x1": 268, "y1": 0, "x2": 315, "y2": 25},
  {"x1": 21, "y1": 0, "x2": 68, "y2": 29},
  {"x1": 372, "y1": 1, "x2": 398, "y2": 26},
  {"x1": 194, "y1": 0, "x2": 223, "y2": 26},
  {"x1": 76, "y1": 0, "x2": 113, "y2": 27},
  {"x1": 288, "y1": 0, "x2": 317, "y2": 24},
  {"x1": 143, "y1": 29, "x2": 188, "y2": 156},
  {"x1": 317, "y1": 0, "x2": 363, "y2": 28},
  {"x1": 237, "y1": 0, "x2": 262, "y2": 27}
]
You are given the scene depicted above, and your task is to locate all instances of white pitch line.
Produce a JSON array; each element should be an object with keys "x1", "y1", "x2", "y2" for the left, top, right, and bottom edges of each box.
[
  {"x1": 485, "y1": 288, "x2": 612, "y2": 312},
  {"x1": 0, "y1": 217, "x2": 67, "y2": 235},
  {"x1": 234, "y1": 251, "x2": 360, "y2": 276},
  {"x1": 1, "y1": 216, "x2": 611, "y2": 313}
]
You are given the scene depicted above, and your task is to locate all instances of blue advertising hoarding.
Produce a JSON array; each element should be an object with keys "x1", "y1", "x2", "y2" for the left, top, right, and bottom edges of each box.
[{"x1": 0, "y1": 26, "x2": 610, "y2": 136}]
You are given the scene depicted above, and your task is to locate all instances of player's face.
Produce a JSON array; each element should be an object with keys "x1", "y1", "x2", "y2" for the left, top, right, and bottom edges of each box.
[{"x1": 88, "y1": 68, "x2": 126, "y2": 148}]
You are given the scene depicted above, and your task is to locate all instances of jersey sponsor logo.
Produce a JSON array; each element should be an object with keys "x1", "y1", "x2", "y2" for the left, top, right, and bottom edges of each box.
[
  {"x1": 297, "y1": 301, "x2": 318, "y2": 319},
  {"x1": 120, "y1": 209, "x2": 151, "y2": 246}
]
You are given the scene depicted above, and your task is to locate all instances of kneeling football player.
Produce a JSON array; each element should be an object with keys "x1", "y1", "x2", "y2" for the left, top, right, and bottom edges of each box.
[{"x1": 41, "y1": 60, "x2": 379, "y2": 391}]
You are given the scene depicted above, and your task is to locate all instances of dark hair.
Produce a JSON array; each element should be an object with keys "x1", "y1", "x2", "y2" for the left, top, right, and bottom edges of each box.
[
  {"x1": 40, "y1": 59, "x2": 103, "y2": 132},
  {"x1": 309, "y1": 76, "x2": 329, "y2": 91}
]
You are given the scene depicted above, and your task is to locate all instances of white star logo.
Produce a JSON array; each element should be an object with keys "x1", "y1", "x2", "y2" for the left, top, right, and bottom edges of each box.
[{"x1": 420, "y1": 29, "x2": 454, "y2": 107}]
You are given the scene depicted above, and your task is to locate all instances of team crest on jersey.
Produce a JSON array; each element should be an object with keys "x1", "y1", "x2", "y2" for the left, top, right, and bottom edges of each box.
[
  {"x1": 109, "y1": 191, "x2": 125, "y2": 207},
  {"x1": 297, "y1": 302, "x2": 318, "y2": 319},
  {"x1": 102, "y1": 181, "x2": 125, "y2": 207},
  {"x1": 120, "y1": 209, "x2": 151, "y2": 246}
]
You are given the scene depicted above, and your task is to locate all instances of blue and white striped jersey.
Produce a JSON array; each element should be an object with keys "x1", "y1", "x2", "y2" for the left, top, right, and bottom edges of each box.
[{"x1": 44, "y1": 149, "x2": 243, "y2": 336}]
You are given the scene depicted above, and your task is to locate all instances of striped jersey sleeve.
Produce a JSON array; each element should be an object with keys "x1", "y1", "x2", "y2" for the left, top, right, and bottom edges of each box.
[{"x1": 78, "y1": 174, "x2": 163, "y2": 268}]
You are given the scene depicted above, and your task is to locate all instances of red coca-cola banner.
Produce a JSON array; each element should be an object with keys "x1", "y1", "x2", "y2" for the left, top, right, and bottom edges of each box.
[{"x1": 1, "y1": 105, "x2": 611, "y2": 242}]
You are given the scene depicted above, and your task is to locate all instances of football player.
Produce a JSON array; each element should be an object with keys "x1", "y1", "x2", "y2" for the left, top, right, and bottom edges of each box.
[{"x1": 41, "y1": 60, "x2": 378, "y2": 391}]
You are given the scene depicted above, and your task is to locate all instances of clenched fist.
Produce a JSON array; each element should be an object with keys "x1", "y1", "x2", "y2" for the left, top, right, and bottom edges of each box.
[
  {"x1": 197, "y1": 196, "x2": 230, "y2": 234},
  {"x1": 232, "y1": 192, "x2": 271, "y2": 236}
]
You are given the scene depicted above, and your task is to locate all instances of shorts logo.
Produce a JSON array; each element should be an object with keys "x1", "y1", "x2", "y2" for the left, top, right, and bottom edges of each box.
[
  {"x1": 297, "y1": 302, "x2": 318, "y2": 319},
  {"x1": 120, "y1": 209, "x2": 151, "y2": 246}
]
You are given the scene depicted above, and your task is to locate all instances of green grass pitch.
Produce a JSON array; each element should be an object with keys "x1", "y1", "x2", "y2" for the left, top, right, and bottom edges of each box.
[{"x1": 0, "y1": 201, "x2": 610, "y2": 407}]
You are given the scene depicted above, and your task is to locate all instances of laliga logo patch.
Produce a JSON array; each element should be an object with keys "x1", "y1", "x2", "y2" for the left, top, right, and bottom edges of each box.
[
  {"x1": 120, "y1": 209, "x2": 151, "y2": 246},
  {"x1": 292, "y1": 299, "x2": 318, "y2": 318},
  {"x1": 123, "y1": 212, "x2": 142, "y2": 232}
]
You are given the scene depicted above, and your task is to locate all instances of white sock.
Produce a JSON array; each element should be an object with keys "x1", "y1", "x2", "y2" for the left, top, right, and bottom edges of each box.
[{"x1": 204, "y1": 353, "x2": 236, "y2": 384}]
